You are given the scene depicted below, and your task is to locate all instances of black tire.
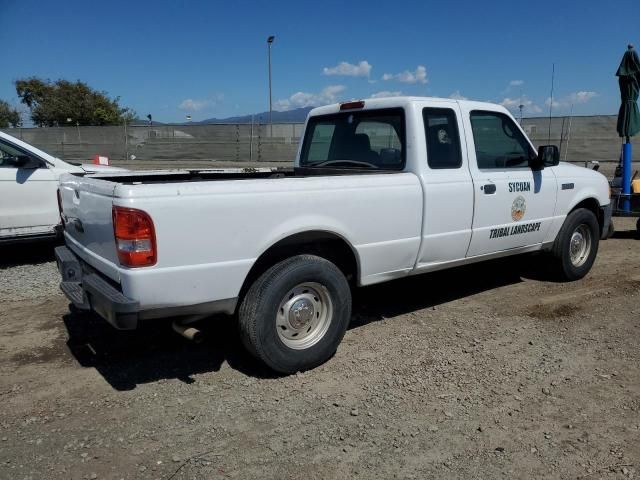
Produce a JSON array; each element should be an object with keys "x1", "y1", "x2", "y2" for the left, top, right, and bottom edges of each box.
[
  {"x1": 238, "y1": 254, "x2": 352, "y2": 374},
  {"x1": 550, "y1": 208, "x2": 599, "y2": 281},
  {"x1": 636, "y1": 218, "x2": 640, "y2": 236}
]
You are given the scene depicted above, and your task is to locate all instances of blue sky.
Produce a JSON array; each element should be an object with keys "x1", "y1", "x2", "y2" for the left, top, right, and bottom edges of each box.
[{"x1": 1, "y1": 0, "x2": 638, "y2": 122}]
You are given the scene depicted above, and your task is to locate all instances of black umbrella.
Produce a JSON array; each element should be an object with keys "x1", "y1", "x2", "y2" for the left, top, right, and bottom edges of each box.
[
  {"x1": 616, "y1": 44, "x2": 640, "y2": 140},
  {"x1": 616, "y1": 45, "x2": 640, "y2": 211}
]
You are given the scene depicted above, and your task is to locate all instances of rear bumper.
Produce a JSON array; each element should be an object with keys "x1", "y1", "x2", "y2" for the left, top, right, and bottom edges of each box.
[{"x1": 55, "y1": 246, "x2": 139, "y2": 330}]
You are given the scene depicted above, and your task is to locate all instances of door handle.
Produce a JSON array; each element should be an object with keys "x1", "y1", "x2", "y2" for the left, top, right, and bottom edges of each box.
[{"x1": 483, "y1": 184, "x2": 496, "y2": 194}]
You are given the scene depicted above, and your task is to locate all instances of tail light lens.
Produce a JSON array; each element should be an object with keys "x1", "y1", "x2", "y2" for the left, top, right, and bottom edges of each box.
[
  {"x1": 112, "y1": 206, "x2": 157, "y2": 267},
  {"x1": 340, "y1": 100, "x2": 365, "y2": 110}
]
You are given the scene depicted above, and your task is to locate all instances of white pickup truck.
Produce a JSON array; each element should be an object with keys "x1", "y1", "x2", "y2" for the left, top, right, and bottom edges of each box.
[
  {"x1": 56, "y1": 97, "x2": 612, "y2": 373},
  {"x1": 0, "y1": 131, "x2": 123, "y2": 243}
]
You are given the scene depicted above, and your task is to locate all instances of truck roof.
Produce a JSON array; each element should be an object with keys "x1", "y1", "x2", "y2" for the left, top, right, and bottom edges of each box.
[{"x1": 308, "y1": 96, "x2": 510, "y2": 118}]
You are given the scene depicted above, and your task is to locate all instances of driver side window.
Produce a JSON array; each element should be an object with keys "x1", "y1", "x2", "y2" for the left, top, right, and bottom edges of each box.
[
  {"x1": 470, "y1": 111, "x2": 534, "y2": 169},
  {"x1": 0, "y1": 140, "x2": 43, "y2": 169}
]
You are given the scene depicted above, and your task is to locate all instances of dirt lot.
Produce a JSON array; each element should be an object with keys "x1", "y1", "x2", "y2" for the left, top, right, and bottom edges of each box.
[{"x1": 1, "y1": 218, "x2": 639, "y2": 480}]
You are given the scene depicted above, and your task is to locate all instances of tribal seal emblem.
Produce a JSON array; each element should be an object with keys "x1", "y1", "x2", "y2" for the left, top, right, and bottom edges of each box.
[{"x1": 511, "y1": 195, "x2": 526, "y2": 221}]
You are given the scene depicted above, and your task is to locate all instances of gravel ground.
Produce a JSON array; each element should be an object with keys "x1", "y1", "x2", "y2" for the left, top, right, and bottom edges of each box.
[
  {"x1": 0, "y1": 219, "x2": 639, "y2": 480},
  {"x1": 0, "y1": 256, "x2": 60, "y2": 302}
]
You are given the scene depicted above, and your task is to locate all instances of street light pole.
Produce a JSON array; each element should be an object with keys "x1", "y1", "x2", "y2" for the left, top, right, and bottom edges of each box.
[
  {"x1": 267, "y1": 35, "x2": 275, "y2": 137},
  {"x1": 146, "y1": 114, "x2": 152, "y2": 140}
]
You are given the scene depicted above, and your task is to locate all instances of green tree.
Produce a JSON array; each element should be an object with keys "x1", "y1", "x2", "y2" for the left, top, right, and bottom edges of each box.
[
  {"x1": 15, "y1": 77, "x2": 135, "y2": 127},
  {"x1": 0, "y1": 100, "x2": 21, "y2": 128}
]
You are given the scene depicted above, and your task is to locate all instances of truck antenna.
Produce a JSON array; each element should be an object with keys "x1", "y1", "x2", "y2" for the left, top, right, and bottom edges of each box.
[
  {"x1": 564, "y1": 104, "x2": 573, "y2": 162},
  {"x1": 547, "y1": 63, "x2": 555, "y2": 144},
  {"x1": 559, "y1": 116, "x2": 566, "y2": 158}
]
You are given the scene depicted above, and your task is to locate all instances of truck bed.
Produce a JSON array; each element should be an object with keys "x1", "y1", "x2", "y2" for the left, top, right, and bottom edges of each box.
[
  {"x1": 58, "y1": 168, "x2": 424, "y2": 316},
  {"x1": 81, "y1": 166, "x2": 398, "y2": 185}
]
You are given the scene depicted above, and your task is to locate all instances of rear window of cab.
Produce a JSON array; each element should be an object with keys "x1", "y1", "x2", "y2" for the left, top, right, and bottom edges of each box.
[{"x1": 299, "y1": 108, "x2": 406, "y2": 170}]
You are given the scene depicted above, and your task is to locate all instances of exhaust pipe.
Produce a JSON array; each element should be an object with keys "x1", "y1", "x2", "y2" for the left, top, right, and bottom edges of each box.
[{"x1": 172, "y1": 321, "x2": 204, "y2": 344}]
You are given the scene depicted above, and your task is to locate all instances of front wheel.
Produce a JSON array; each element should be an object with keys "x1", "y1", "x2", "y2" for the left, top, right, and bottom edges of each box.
[
  {"x1": 238, "y1": 255, "x2": 352, "y2": 374},
  {"x1": 550, "y1": 208, "x2": 599, "y2": 281}
]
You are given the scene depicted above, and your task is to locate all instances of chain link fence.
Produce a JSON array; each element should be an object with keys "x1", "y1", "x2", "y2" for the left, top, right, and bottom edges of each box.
[
  {"x1": 522, "y1": 115, "x2": 639, "y2": 163},
  {"x1": 1, "y1": 123, "x2": 304, "y2": 164},
  {"x1": 2, "y1": 115, "x2": 638, "y2": 166}
]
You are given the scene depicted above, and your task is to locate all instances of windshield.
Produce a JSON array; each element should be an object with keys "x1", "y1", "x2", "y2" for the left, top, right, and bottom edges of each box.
[{"x1": 299, "y1": 108, "x2": 405, "y2": 170}]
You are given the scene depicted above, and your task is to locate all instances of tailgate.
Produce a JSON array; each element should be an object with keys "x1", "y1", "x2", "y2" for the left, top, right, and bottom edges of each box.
[{"x1": 59, "y1": 174, "x2": 120, "y2": 280}]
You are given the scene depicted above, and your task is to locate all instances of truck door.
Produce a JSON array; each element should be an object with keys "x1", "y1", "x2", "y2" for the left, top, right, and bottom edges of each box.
[
  {"x1": 0, "y1": 139, "x2": 58, "y2": 238},
  {"x1": 464, "y1": 110, "x2": 557, "y2": 257},
  {"x1": 415, "y1": 103, "x2": 475, "y2": 268}
]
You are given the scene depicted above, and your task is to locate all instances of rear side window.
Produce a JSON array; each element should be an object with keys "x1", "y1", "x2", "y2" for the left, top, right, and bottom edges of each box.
[
  {"x1": 300, "y1": 108, "x2": 405, "y2": 170},
  {"x1": 470, "y1": 111, "x2": 534, "y2": 169},
  {"x1": 306, "y1": 124, "x2": 335, "y2": 162},
  {"x1": 423, "y1": 108, "x2": 462, "y2": 169}
]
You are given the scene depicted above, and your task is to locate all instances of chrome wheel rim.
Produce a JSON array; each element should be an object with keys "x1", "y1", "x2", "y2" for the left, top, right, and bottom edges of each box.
[
  {"x1": 569, "y1": 224, "x2": 591, "y2": 267},
  {"x1": 276, "y1": 282, "x2": 333, "y2": 350}
]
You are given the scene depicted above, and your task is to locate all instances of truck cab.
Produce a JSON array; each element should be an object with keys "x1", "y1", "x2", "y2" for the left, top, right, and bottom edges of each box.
[{"x1": 299, "y1": 97, "x2": 610, "y2": 269}]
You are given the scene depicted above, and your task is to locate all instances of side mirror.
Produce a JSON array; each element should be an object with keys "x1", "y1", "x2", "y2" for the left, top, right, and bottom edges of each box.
[{"x1": 536, "y1": 145, "x2": 560, "y2": 168}]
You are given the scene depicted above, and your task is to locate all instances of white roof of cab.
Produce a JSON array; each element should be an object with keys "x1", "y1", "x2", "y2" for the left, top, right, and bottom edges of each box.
[{"x1": 308, "y1": 96, "x2": 511, "y2": 118}]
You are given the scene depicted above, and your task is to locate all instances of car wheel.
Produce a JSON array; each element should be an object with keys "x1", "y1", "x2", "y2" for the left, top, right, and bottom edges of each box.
[
  {"x1": 238, "y1": 254, "x2": 352, "y2": 374},
  {"x1": 551, "y1": 208, "x2": 599, "y2": 281}
]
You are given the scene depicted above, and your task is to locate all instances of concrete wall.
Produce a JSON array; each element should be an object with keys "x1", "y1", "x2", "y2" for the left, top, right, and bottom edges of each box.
[
  {"x1": 2, "y1": 115, "x2": 638, "y2": 165},
  {"x1": 1, "y1": 123, "x2": 304, "y2": 164}
]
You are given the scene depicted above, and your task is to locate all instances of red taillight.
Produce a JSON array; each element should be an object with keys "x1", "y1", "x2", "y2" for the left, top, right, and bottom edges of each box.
[
  {"x1": 112, "y1": 206, "x2": 157, "y2": 267},
  {"x1": 340, "y1": 100, "x2": 365, "y2": 110}
]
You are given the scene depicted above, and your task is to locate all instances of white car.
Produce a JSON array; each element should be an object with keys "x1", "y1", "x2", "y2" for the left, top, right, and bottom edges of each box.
[
  {"x1": 56, "y1": 97, "x2": 612, "y2": 373},
  {"x1": 0, "y1": 131, "x2": 124, "y2": 243}
]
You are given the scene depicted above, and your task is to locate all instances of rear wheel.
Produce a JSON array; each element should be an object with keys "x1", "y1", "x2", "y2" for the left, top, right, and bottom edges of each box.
[
  {"x1": 550, "y1": 208, "x2": 599, "y2": 281},
  {"x1": 238, "y1": 255, "x2": 352, "y2": 374}
]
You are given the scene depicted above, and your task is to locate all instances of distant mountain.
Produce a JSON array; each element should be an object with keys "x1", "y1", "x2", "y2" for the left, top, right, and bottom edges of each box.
[{"x1": 197, "y1": 107, "x2": 313, "y2": 124}]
